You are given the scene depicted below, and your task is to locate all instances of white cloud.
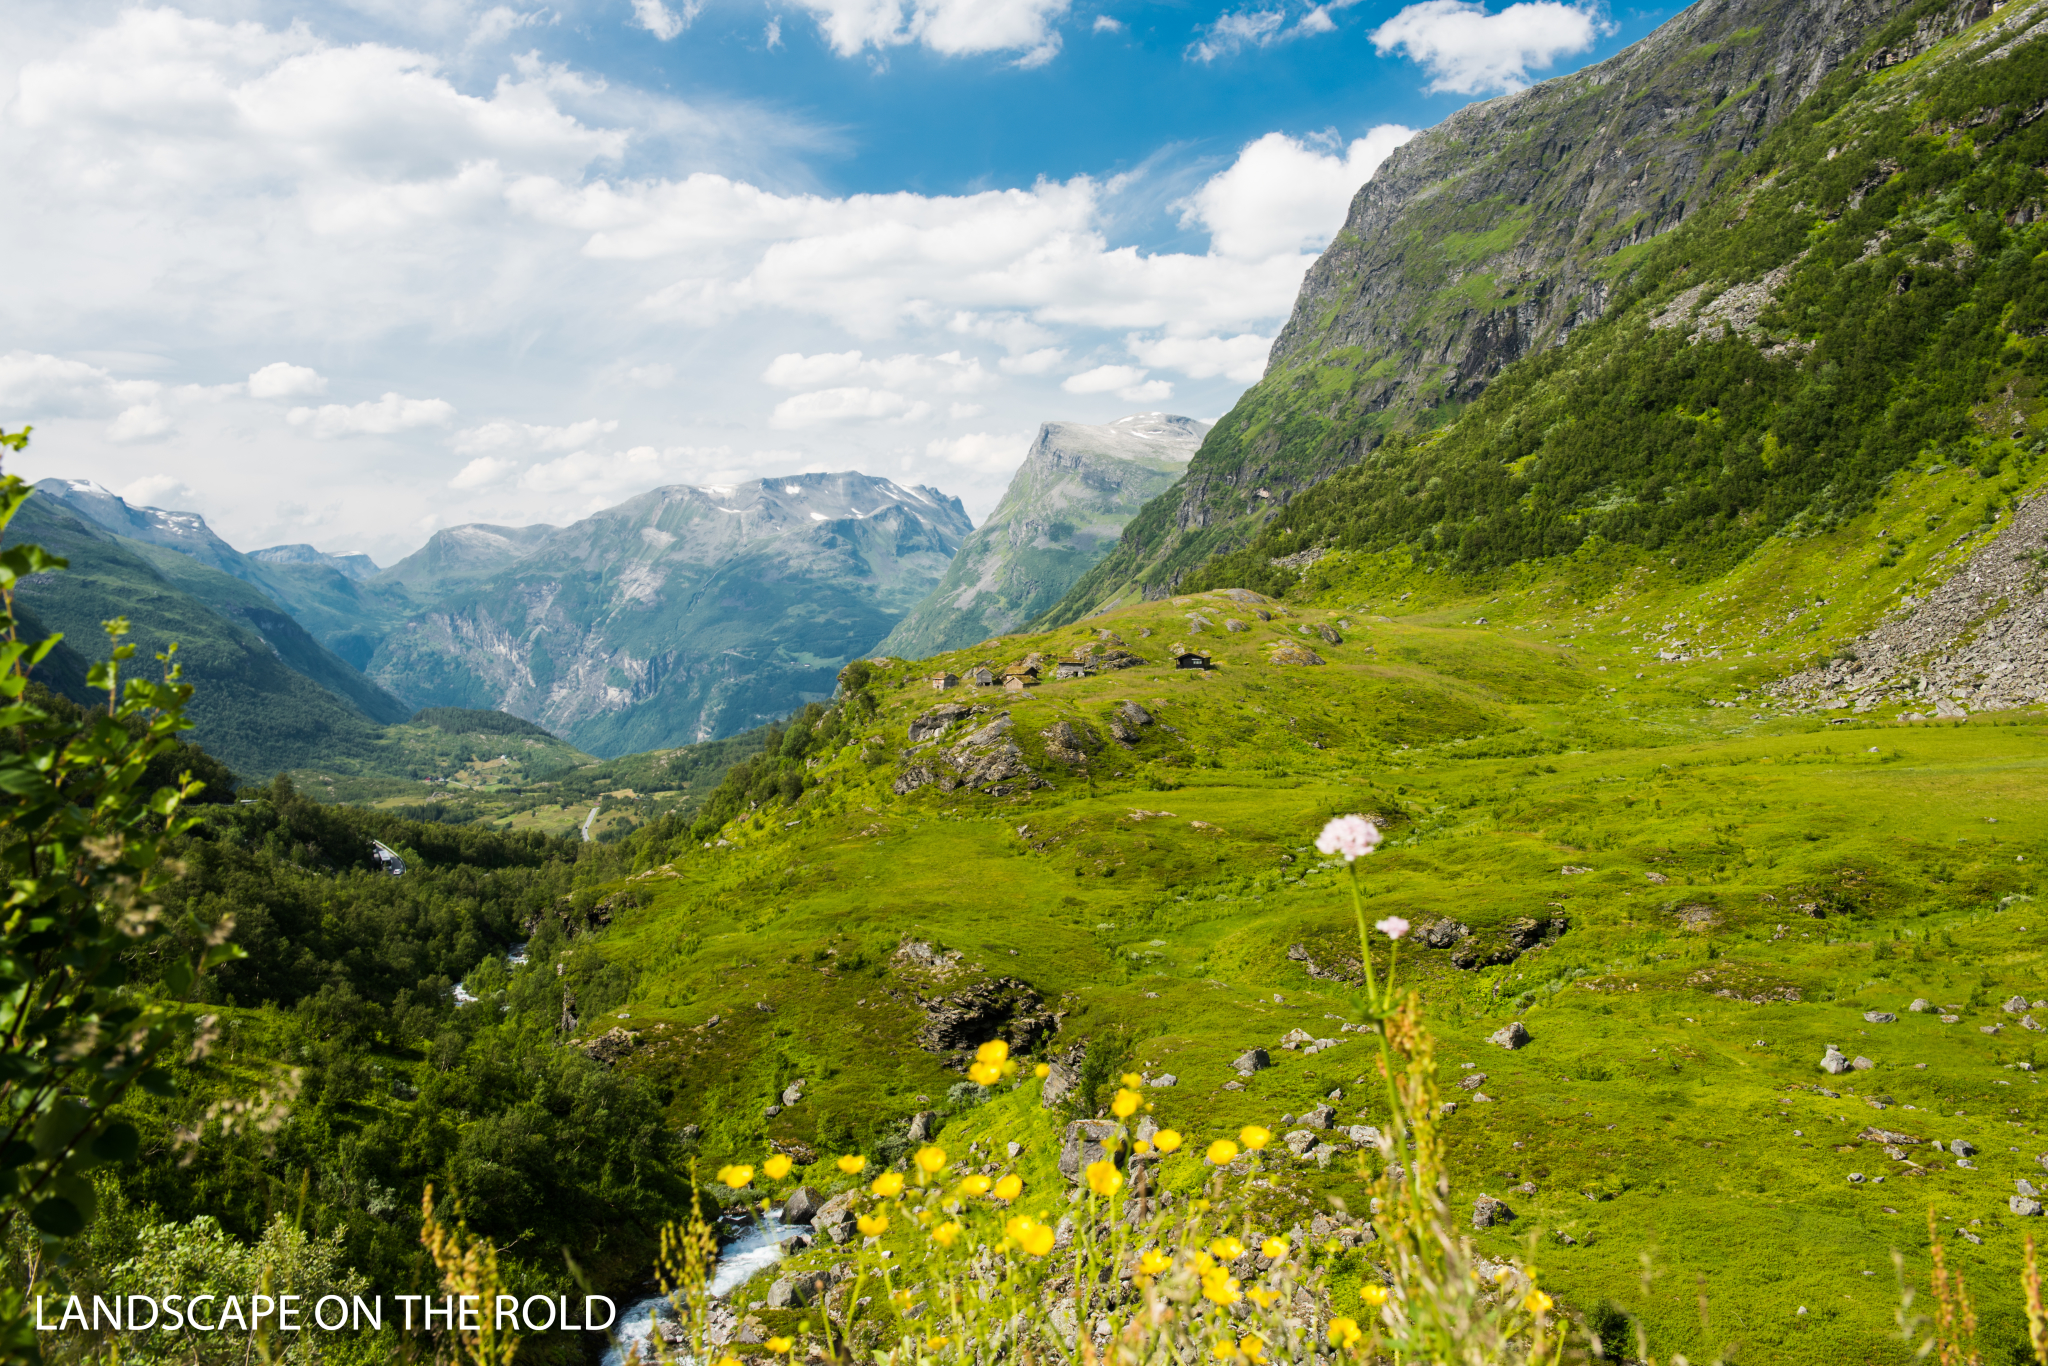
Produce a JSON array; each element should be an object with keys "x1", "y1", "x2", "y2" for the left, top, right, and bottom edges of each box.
[
  {"x1": 452, "y1": 417, "x2": 619, "y2": 454},
  {"x1": 948, "y1": 402, "x2": 985, "y2": 419},
  {"x1": 625, "y1": 364, "x2": 676, "y2": 387},
  {"x1": 107, "y1": 404, "x2": 175, "y2": 443},
  {"x1": 762, "y1": 351, "x2": 865, "y2": 388},
  {"x1": 469, "y1": 7, "x2": 550, "y2": 47},
  {"x1": 450, "y1": 455, "x2": 516, "y2": 488},
  {"x1": 1061, "y1": 363, "x2": 1169, "y2": 401},
  {"x1": 287, "y1": 393, "x2": 457, "y2": 438},
  {"x1": 927, "y1": 429, "x2": 1035, "y2": 472},
  {"x1": 121, "y1": 474, "x2": 195, "y2": 506},
  {"x1": 1126, "y1": 332, "x2": 1272, "y2": 382},
  {"x1": 762, "y1": 350, "x2": 994, "y2": 394},
  {"x1": 770, "y1": 387, "x2": 932, "y2": 428},
  {"x1": 765, "y1": 15, "x2": 784, "y2": 47},
  {"x1": 247, "y1": 362, "x2": 328, "y2": 399},
  {"x1": 794, "y1": 0, "x2": 1072, "y2": 59},
  {"x1": 1370, "y1": 0, "x2": 1607, "y2": 94},
  {"x1": 1181, "y1": 127, "x2": 1416, "y2": 260},
  {"x1": 1189, "y1": 9, "x2": 1288, "y2": 61},
  {"x1": 0, "y1": 352, "x2": 149, "y2": 418},
  {"x1": 1093, "y1": 15, "x2": 1126, "y2": 32},
  {"x1": 998, "y1": 347, "x2": 1067, "y2": 376},
  {"x1": 517, "y1": 444, "x2": 713, "y2": 495},
  {"x1": 631, "y1": 0, "x2": 701, "y2": 40}
]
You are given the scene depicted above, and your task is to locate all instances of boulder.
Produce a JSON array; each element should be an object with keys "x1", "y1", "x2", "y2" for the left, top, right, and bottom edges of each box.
[
  {"x1": 2014, "y1": 1197, "x2": 2046, "y2": 1218},
  {"x1": 1041, "y1": 1061, "x2": 1081, "y2": 1109},
  {"x1": 1116, "y1": 701, "x2": 1154, "y2": 729},
  {"x1": 1304, "y1": 1104, "x2": 1336, "y2": 1129},
  {"x1": 1821, "y1": 1045, "x2": 1850, "y2": 1075},
  {"x1": 1458, "y1": 1073, "x2": 1489, "y2": 1091},
  {"x1": 2009, "y1": 995, "x2": 2032, "y2": 1014},
  {"x1": 762, "y1": 1104, "x2": 782, "y2": 1119},
  {"x1": 783, "y1": 1186, "x2": 825, "y2": 1226},
  {"x1": 1348, "y1": 1125, "x2": 1385, "y2": 1148},
  {"x1": 1864, "y1": 1011, "x2": 1898, "y2": 1024},
  {"x1": 1149, "y1": 1073, "x2": 1178, "y2": 1088},
  {"x1": 782, "y1": 1080, "x2": 806, "y2": 1106},
  {"x1": 766, "y1": 1270, "x2": 832, "y2": 1309},
  {"x1": 1489, "y1": 1021, "x2": 1530, "y2": 1050},
  {"x1": 1007, "y1": 1141, "x2": 1022, "y2": 1159},
  {"x1": 1847, "y1": 1173, "x2": 1866, "y2": 1184},
  {"x1": 1472, "y1": 1194, "x2": 1515, "y2": 1229},
  {"x1": 2025, "y1": 1015, "x2": 2047, "y2": 1032},
  {"x1": 1415, "y1": 918, "x2": 1471, "y2": 948},
  {"x1": 1951, "y1": 1139, "x2": 1978, "y2": 1157},
  {"x1": 1852, "y1": 1056, "x2": 1875, "y2": 1070},
  {"x1": 1284, "y1": 1130, "x2": 1319, "y2": 1156},
  {"x1": 1233, "y1": 1048, "x2": 1273, "y2": 1075},
  {"x1": 2021, "y1": 1179, "x2": 2041, "y2": 1199},
  {"x1": 1279, "y1": 1028, "x2": 1316, "y2": 1051},
  {"x1": 907, "y1": 1110, "x2": 940, "y2": 1143},
  {"x1": 1058, "y1": 1119, "x2": 1125, "y2": 1184},
  {"x1": 814, "y1": 1190, "x2": 859, "y2": 1245},
  {"x1": 1909, "y1": 999, "x2": 1932, "y2": 1012}
]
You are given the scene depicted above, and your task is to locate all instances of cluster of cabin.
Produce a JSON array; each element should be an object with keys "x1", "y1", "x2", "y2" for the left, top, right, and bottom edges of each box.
[{"x1": 927, "y1": 645, "x2": 1211, "y2": 693}]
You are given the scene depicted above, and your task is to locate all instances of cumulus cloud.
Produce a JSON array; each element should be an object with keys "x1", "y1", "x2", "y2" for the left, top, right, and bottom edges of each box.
[
  {"x1": 1125, "y1": 332, "x2": 1272, "y2": 382},
  {"x1": 450, "y1": 455, "x2": 516, "y2": 488},
  {"x1": 770, "y1": 387, "x2": 932, "y2": 428},
  {"x1": 631, "y1": 0, "x2": 700, "y2": 40},
  {"x1": 247, "y1": 362, "x2": 328, "y2": 399},
  {"x1": 761, "y1": 351, "x2": 992, "y2": 395},
  {"x1": 1093, "y1": 15, "x2": 1126, "y2": 32},
  {"x1": 1189, "y1": 9, "x2": 1289, "y2": 60},
  {"x1": 1062, "y1": 364, "x2": 1171, "y2": 402},
  {"x1": 927, "y1": 429, "x2": 1035, "y2": 472},
  {"x1": 998, "y1": 348, "x2": 1067, "y2": 376},
  {"x1": 121, "y1": 474, "x2": 196, "y2": 506},
  {"x1": 793, "y1": 0, "x2": 1072, "y2": 60},
  {"x1": 1181, "y1": 126, "x2": 1416, "y2": 259},
  {"x1": 287, "y1": 393, "x2": 456, "y2": 438},
  {"x1": 517, "y1": 445, "x2": 719, "y2": 495},
  {"x1": 1370, "y1": 0, "x2": 1607, "y2": 93}
]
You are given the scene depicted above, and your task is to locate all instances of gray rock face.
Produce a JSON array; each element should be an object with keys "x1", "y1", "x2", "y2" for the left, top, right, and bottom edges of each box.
[
  {"x1": 2011, "y1": 996, "x2": 2033, "y2": 1014},
  {"x1": 2019, "y1": 1179, "x2": 2040, "y2": 1198},
  {"x1": 1909, "y1": 999, "x2": 1933, "y2": 1012},
  {"x1": 1821, "y1": 1045, "x2": 1851, "y2": 1075},
  {"x1": 1284, "y1": 1129, "x2": 1319, "y2": 1156},
  {"x1": 766, "y1": 1270, "x2": 832, "y2": 1309},
  {"x1": 1058, "y1": 1119, "x2": 1125, "y2": 1184},
  {"x1": 1149, "y1": 1073, "x2": 1177, "y2": 1088},
  {"x1": 1852, "y1": 1056, "x2": 1875, "y2": 1071},
  {"x1": 1864, "y1": 1011, "x2": 1898, "y2": 1024},
  {"x1": 1233, "y1": 1047, "x2": 1274, "y2": 1075},
  {"x1": 908, "y1": 703, "x2": 976, "y2": 743},
  {"x1": 2014, "y1": 1196, "x2": 2046, "y2": 1217},
  {"x1": 1415, "y1": 918, "x2": 1472, "y2": 948},
  {"x1": 1472, "y1": 1194, "x2": 1515, "y2": 1229},
  {"x1": 782, "y1": 1079, "x2": 806, "y2": 1105},
  {"x1": 1489, "y1": 1021, "x2": 1530, "y2": 1050},
  {"x1": 1951, "y1": 1139, "x2": 1978, "y2": 1158},
  {"x1": 782, "y1": 1186, "x2": 825, "y2": 1226},
  {"x1": 1348, "y1": 1125, "x2": 1385, "y2": 1148},
  {"x1": 1304, "y1": 1103, "x2": 1337, "y2": 1129},
  {"x1": 1847, "y1": 1172, "x2": 1867, "y2": 1184},
  {"x1": 907, "y1": 1111, "x2": 940, "y2": 1143}
]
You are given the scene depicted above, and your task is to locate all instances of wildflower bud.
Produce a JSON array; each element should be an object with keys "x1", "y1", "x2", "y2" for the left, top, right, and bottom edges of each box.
[
  {"x1": 1112, "y1": 1087, "x2": 1141, "y2": 1118},
  {"x1": 1522, "y1": 1289, "x2": 1553, "y2": 1315},
  {"x1": 1034, "y1": 1063, "x2": 1050, "y2": 1079},
  {"x1": 926, "y1": 1335, "x2": 949, "y2": 1350},
  {"x1": 1133, "y1": 1140, "x2": 1152, "y2": 1155},
  {"x1": 1152, "y1": 1129, "x2": 1183, "y2": 1154},
  {"x1": 766, "y1": 1338, "x2": 793, "y2": 1355},
  {"x1": 1326, "y1": 1318, "x2": 1362, "y2": 1349},
  {"x1": 1239, "y1": 1125, "x2": 1272, "y2": 1151},
  {"x1": 975, "y1": 1039, "x2": 1009, "y2": 1065},
  {"x1": 1360, "y1": 1285, "x2": 1389, "y2": 1307},
  {"x1": 857, "y1": 1212, "x2": 889, "y2": 1237},
  {"x1": 1085, "y1": 1160, "x2": 1124, "y2": 1197},
  {"x1": 958, "y1": 1174, "x2": 991, "y2": 1196},
  {"x1": 1120, "y1": 1072, "x2": 1143, "y2": 1089},
  {"x1": 1206, "y1": 1139, "x2": 1239, "y2": 1165},
  {"x1": 968, "y1": 1061, "x2": 1002, "y2": 1086},
  {"x1": 1261, "y1": 1236, "x2": 1288, "y2": 1260},
  {"x1": 764, "y1": 1154, "x2": 793, "y2": 1180},
  {"x1": 993, "y1": 1173, "x2": 1023, "y2": 1200},
  {"x1": 872, "y1": 1172, "x2": 905, "y2": 1198},
  {"x1": 915, "y1": 1145, "x2": 948, "y2": 1176},
  {"x1": 838, "y1": 1154, "x2": 867, "y2": 1174},
  {"x1": 717, "y1": 1164, "x2": 755, "y2": 1189}
]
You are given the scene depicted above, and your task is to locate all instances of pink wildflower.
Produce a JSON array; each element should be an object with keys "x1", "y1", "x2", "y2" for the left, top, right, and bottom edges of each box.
[
  {"x1": 1375, "y1": 916, "x2": 1411, "y2": 940},
  {"x1": 1315, "y1": 815, "x2": 1382, "y2": 861}
]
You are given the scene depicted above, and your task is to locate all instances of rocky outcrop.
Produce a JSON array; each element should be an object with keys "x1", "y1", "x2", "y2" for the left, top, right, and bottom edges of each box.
[
  {"x1": 893, "y1": 711, "x2": 1048, "y2": 797},
  {"x1": 1768, "y1": 489, "x2": 2048, "y2": 717},
  {"x1": 913, "y1": 977, "x2": 1057, "y2": 1061}
]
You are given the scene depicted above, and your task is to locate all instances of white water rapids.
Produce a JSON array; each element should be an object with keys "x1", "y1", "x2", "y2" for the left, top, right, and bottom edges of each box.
[{"x1": 598, "y1": 1213, "x2": 808, "y2": 1366}]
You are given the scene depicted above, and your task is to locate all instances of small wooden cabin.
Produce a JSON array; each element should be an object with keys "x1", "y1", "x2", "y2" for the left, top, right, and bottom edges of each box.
[
  {"x1": 929, "y1": 671, "x2": 959, "y2": 691},
  {"x1": 1173, "y1": 652, "x2": 1213, "y2": 671},
  {"x1": 966, "y1": 666, "x2": 997, "y2": 686},
  {"x1": 1053, "y1": 660, "x2": 1094, "y2": 680}
]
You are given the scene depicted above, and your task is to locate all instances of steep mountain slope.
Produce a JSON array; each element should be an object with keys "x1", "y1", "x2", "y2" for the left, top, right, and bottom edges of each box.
[
  {"x1": 875, "y1": 414, "x2": 1206, "y2": 657},
  {"x1": 364, "y1": 473, "x2": 972, "y2": 756},
  {"x1": 375, "y1": 523, "x2": 559, "y2": 596},
  {"x1": 4, "y1": 495, "x2": 391, "y2": 775},
  {"x1": 1038, "y1": 0, "x2": 1923, "y2": 620},
  {"x1": 249, "y1": 543, "x2": 380, "y2": 581},
  {"x1": 1178, "y1": 0, "x2": 2048, "y2": 600}
]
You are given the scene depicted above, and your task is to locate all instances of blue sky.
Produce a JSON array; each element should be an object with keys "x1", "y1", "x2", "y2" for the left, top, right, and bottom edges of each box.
[{"x1": 0, "y1": 0, "x2": 1673, "y2": 561}]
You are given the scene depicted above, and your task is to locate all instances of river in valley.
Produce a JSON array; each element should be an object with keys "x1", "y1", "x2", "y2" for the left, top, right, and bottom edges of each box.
[{"x1": 597, "y1": 1213, "x2": 807, "y2": 1366}]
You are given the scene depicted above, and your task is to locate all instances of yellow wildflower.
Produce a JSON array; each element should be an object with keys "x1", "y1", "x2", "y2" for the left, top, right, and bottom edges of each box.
[
  {"x1": 1247, "y1": 1287, "x2": 1280, "y2": 1310},
  {"x1": 766, "y1": 1338, "x2": 793, "y2": 1355},
  {"x1": 1085, "y1": 1160, "x2": 1124, "y2": 1197},
  {"x1": 1201, "y1": 1273, "x2": 1242, "y2": 1307},
  {"x1": 1111, "y1": 1087, "x2": 1141, "y2": 1119},
  {"x1": 1326, "y1": 1318, "x2": 1362, "y2": 1349},
  {"x1": 1206, "y1": 1139, "x2": 1239, "y2": 1165},
  {"x1": 763, "y1": 1154, "x2": 793, "y2": 1180},
  {"x1": 958, "y1": 1174, "x2": 992, "y2": 1197},
  {"x1": 926, "y1": 1335, "x2": 949, "y2": 1351},
  {"x1": 931, "y1": 1220, "x2": 962, "y2": 1248},
  {"x1": 1034, "y1": 1062, "x2": 1050, "y2": 1078},
  {"x1": 1238, "y1": 1334, "x2": 1266, "y2": 1363},
  {"x1": 993, "y1": 1173, "x2": 1023, "y2": 1200},
  {"x1": 1239, "y1": 1125, "x2": 1272, "y2": 1151},
  {"x1": 1005, "y1": 1215, "x2": 1055, "y2": 1257},
  {"x1": 1523, "y1": 1289, "x2": 1554, "y2": 1315},
  {"x1": 1210, "y1": 1340, "x2": 1236, "y2": 1362},
  {"x1": 968, "y1": 1061, "x2": 1002, "y2": 1086},
  {"x1": 759, "y1": 1198, "x2": 773, "y2": 1212},
  {"x1": 1137, "y1": 1249, "x2": 1172, "y2": 1277},
  {"x1": 915, "y1": 1146, "x2": 949, "y2": 1176},
  {"x1": 1153, "y1": 1129, "x2": 1183, "y2": 1154},
  {"x1": 872, "y1": 1172, "x2": 905, "y2": 1198},
  {"x1": 1260, "y1": 1236, "x2": 1288, "y2": 1260},
  {"x1": 1190, "y1": 1252, "x2": 1217, "y2": 1274},
  {"x1": 714, "y1": 1356, "x2": 744, "y2": 1366},
  {"x1": 837, "y1": 1154, "x2": 867, "y2": 1175},
  {"x1": 976, "y1": 1039, "x2": 1009, "y2": 1065},
  {"x1": 1121, "y1": 1072, "x2": 1144, "y2": 1089},
  {"x1": 857, "y1": 1212, "x2": 889, "y2": 1237},
  {"x1": 1360, "y1": 1285, "x2": 1389, "y2": 1307},
  {"x1": 1133, "y1": 1140, "x2": 1152, "y2": 1155},
  {"x1": 717, "y1": 1164, "x2": 754, "y2": 1189},
  {"x1": 1210, "y1": 1236, "x2": 1244, "y2": 1260}
]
